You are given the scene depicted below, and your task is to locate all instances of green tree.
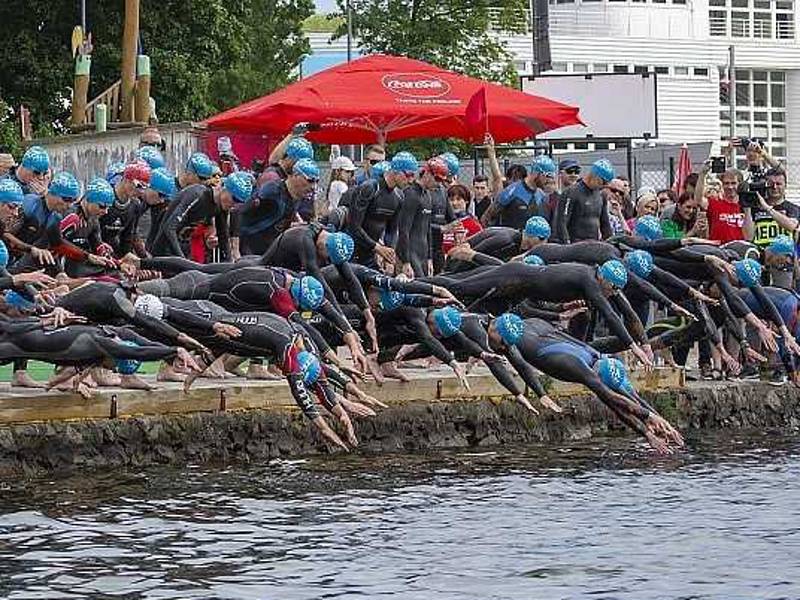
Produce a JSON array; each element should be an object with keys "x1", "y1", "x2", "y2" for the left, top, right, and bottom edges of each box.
[
  {"x1": 0, "y1": 1, "x2": 311, "y2": 133},
  {"x1": 333, "y1": 0, "x2": 528, "y2": 86},
  {"x1": 331, "y1": 0, "x2": 529, "y2": 157}
]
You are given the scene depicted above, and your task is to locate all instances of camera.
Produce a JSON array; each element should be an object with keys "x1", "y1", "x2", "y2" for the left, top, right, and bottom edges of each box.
[
  {"x1": 710, "y1": 156, "x2": 726, "y2": 174},
  {"x1": 738, "y1": 178, "x2": 767, "y2": 209}
]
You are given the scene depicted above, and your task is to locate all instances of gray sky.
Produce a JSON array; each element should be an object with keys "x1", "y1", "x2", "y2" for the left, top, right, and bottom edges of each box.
[{"x1": 314, "y1": 0, "x2": 337, "y2": 13}]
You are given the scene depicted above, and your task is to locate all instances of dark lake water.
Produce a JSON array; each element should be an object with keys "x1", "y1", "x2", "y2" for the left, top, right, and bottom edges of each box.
[{"x1": 1, "y1": 431, "x2": 800, "y2": 599}]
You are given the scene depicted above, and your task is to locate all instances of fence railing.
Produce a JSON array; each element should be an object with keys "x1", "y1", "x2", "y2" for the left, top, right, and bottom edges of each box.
[
  {"x1": 710, "y1": 12, "x2": 794, "y2": 40},
  {"x1": 85, "y1": 80, "x2": 122, "y2": 126}
]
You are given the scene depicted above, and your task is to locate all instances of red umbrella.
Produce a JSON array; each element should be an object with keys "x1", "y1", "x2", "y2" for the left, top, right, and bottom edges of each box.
[
  {"x1": 204, "y1": 54, "x2": 581, "y2": 144},
  {"x1": 672, "y1": 144, "x2": 693, "y2": 196}
]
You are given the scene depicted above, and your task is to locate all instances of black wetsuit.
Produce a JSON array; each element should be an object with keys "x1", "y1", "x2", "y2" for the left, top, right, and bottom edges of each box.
[
  {"x1": 342, "y1": 178, "x2": 402, "y2": 266},
  {"x1": 161, "y1": 298, "x2": 339, "y2": 420},
  {"x1": 151, "y1": 184, "x2": 230, "y2": 260},
  {"x1": 396, "y1": 182, "x2": 433, "y2": 277},
  {"x1": 429, "y1": 185, "x2": 454, "y2": 274},
  {"x1": 99, "y1": 194, "x2": 143, "y2": 257},
  {"x1": 427, "y1": 262, "x2": 644, "y2": 348},
  {"x1": 55, "y1": 281, "x2": 189, "y2": 347},
  {"x1": 374, "y1": 305, "x2": 453, "y2": 365},
  {"x1": 260, "y1": 223, "x2": 368, "y2": 312},
  {"x1": 508, "y1": 318, "x2": 652, "y2": 436},
  {"x1": 56, "y1": 206, "x2": 107, "y2": 278},
  {"x1": 557, "y1": 181, "x2": 612, "y2": 243},
  {"x1": 0, "y1": 318, "x2": 177, "y2": 367},
  {"x1": 237, "y1": 180, "x2": 297, "y2": 255}
]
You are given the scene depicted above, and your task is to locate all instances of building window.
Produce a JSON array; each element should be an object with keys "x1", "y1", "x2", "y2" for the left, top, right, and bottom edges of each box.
[
  {"x1": 654, "y1": 66, "x2": 669, "y2": 74},
  {"x1": 592, "y1": 63, "x2": 609, "y2": 72},
  {"x1": 693, "y1": 67, "x2": 709, "y2": 77},
  {"x1": 674, "y1": 66, "x2": 689, "y2": 75},
  {"x1": 720, "y1": 69, "x2": 787, "y2": 159},
  {"x1": 709, "y1": 1, "x2": 794, "y2": 39},
  {"x1": 613, "y1": 64, "x2": 629, "y2": 73},
  {"x1": 633, "y1": 65, "x2": 649, "y2": 75},
  {"x1": 551, "y1": 62, "x2": 567, "y2": 72},
  {"x1": 572, "y1": 63, "x2": 589, "y2": 73}
]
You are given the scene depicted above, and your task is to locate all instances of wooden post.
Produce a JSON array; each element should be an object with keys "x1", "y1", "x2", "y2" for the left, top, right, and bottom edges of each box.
[
  {"x1": 70, "y1": 54, "x2": 91, "y2": 128},
  {"x1": 134, "y1": 54, "x2": 151, "y2": 124},
  {"x1": 120, "y1": 0, "x2": 140, "y2": 122}
]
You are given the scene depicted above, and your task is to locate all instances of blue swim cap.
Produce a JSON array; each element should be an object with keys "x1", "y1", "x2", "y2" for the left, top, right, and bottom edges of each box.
[
  {"x1": 624, "y1": 250, "x2": 654, "y2": 278},
  {"x1": 531, "y1": 155, "x2": 557, "y2": 176},
  {"x1": 48, "y1": 171, "x2": 81, "y2": 200},
  {"x1": 85, "y1": 177, "x2": 115, "y2": 206},
  {"x1": 325, "y1": 232, "x2": 354, "y2": 265},
  {"x1": 371, "y1": 160, "x2": 391, "y2": 180},
  {"x1": 0, "y1": 178, "x2": 24, "y2": 205},
  {"x1": 286, "y1": 137, "x2": 314, "y2": 161},
  {"x1": 598, "y1": 259, "x2": 628, "y2": 289},
  {"x1": 734, "y1": 258, "x2": 762, "y2": 288},
  {"x1": 134, "y1": 146, "x2": 166, "y2": 169},
  {"x1": 292, "y1": 158, "x2": 320, "y2": 182},
  {"x1": 768, "y1": 234, "x2": 795, "y2": 257},
  {"x1": 223, "y1": 171, "x2": 254, "y2": 203},
  {"x1": 290, "y1": 275, "x2": 325, "y2": 310},
  {"x1": 296, "y1": 350, "x2": 322, "y2": 386},
  {"x1": 379, "y1": 288, "x2": 405, "y2": 311},
  {"x1": 150, "y1": 167, "x2": 177, "y2": 200},
  {"x1": 634, "y1": 215, "x2": 663, "y2": 241},
  {"x1": 0, "y1": 240, "x2": 9, "y2": 268},
  {"x1": 186, "y1": 152, "x2": 216, "y2": 179},
  {"x1": 524, "y1": 216, "x2": 551, "y2": 240},
  {"x1": 4, "y1": 290, "x2": 34, "y2": 311},
  {"x1": 596, "y1": 357, "x2": 632, "y2": 393},
  {"x1": 439, "y1": 152, "x2": 460, "y2": 177},
  {"x1": 115, "y1": 340, "x2": 142, "y2": 375},
  {"x1": 432, "y1": 306, "x2": 462, "y2": 338},
  {"x1": 106, "y1": 161, "x2": 126, "y2": 185},
  {"x1": 495, "y1": 312, "x2": 525, "y2": 346},
  {"x1": 390, "y1": 151, "x2": 419, "y2": 175},
  {"x1": 591, "y1": 158, "x2": 615, "y2": 183},
  {"x1": 523, "y1": 254, "x2": 545, "y2": 266},
  {"x1": 21, "y1": 146, "x2": 50, "y2": 173}
]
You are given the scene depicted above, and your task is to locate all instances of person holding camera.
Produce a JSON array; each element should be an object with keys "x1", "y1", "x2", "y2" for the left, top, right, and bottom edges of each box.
[{"x1": 696, "y1": 162, "x2": 744, "y2": 243}]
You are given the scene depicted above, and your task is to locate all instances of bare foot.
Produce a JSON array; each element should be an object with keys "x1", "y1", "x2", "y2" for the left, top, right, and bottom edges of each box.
[
  {"x1": 11, "y1": 371, "x2": 46, "y2": 389},
  {"x1": 157, "y1": 363, "x2": 187, "y2": 382},
  {"x1": 201, "y1": 357, "x2": 227, "y2": 379},
  {"x1": 247, "y1": 363, "x2": 281, "y2": 381},
  {"x1": 120, "y1": 374, "x2": 155, "y2": 390},
  {"x1": 91, "y1": 367, "x2": 122, "y2": 387},
  {"x1": 380, "y1": 362, "x2": 410, "y2": 382}
]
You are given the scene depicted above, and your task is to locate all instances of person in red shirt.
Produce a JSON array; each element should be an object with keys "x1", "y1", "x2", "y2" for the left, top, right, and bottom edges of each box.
[
  {"x1": 441, "y1": 184, "x2": 482, "y2": 255},
  {"x1": 697, "y1": 166, "x2": 744, "y2": 243}
]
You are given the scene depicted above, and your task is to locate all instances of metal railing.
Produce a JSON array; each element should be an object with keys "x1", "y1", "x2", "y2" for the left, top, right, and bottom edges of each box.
[{"x1": 708, "y1": 11, "x2": 794, "y2": 39}]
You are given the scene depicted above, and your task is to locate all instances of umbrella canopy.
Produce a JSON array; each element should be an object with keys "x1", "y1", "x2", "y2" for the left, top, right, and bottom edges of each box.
[{"x1": 204, "y1": 54, "x2": 582, "y2": 144}]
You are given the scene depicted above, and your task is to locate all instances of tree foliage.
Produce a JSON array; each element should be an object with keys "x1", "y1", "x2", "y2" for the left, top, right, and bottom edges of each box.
[
  {"x1": 333, "y1": 0, "x2": 529, "y2": 86},
  {"x1": 0, "y1": 0, "x2": 312, "y2": 133},
  {"x1": 331, "y1": 0, "x2": 529, "y2": 157}
]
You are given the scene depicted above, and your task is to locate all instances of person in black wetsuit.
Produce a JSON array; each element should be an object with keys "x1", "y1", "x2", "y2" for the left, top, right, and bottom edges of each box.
[
  {"x1": 136, "y1": 295, "x2": 362, "y2": 451},
  {"x1": 494, "y1": 316, "x2": 683, "y2": 453},
  {"x1": 342, "y1": 151, "x2": 418, "y2": 268},
  {"x1": 481, "y1": 155, "x2": 557, "y2": 231},
  {"x1": 425, "y1": 260, "x2": 654, "y2": 367},
  {"x1": 0, "y1": 314, "x2": 198, "y2": 398},
  {"x1": 140, "y1": 167, "x2": 178, "y2": 251},
  {"x1": 395, "y1": 309, "x2": 562, "y2": 414},
  {"x1": 396, "y1": 157, "x2": 449, "y2": 278},
  {"x1": 556, "y1": 158, "x2": 615, "y2": 243},
  {"x1": 55, "y1": 178, "x2": 119, "y2": 278},
  {"x1": 99, "y1": 161, "x2": 150, "y2": 258},
  {"x1": 236, "y1": 159, "x2": 318, "y2": 255},
  {"x1": 136, "y1": 266, "x2": 370, "y2": 373},
  {"x1": 151, "y1": 171, "x2": 253, "y2": 260},
  {"x1": 260, "y1": 226, "x2": 377, "y2": 351}
]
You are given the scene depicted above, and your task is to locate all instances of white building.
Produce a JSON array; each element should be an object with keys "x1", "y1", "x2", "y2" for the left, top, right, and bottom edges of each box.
[{"x1": 503, "y1": 0, "x2": 799, "y2": 171}]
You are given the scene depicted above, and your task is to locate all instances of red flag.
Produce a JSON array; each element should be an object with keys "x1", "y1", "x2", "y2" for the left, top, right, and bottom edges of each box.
[
  {"x1": 465, "y1": 87, "x2": 489, "y2": 142},
  {"x1": 673, "y1": 144, "x2": 692, "y2": 196}
]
